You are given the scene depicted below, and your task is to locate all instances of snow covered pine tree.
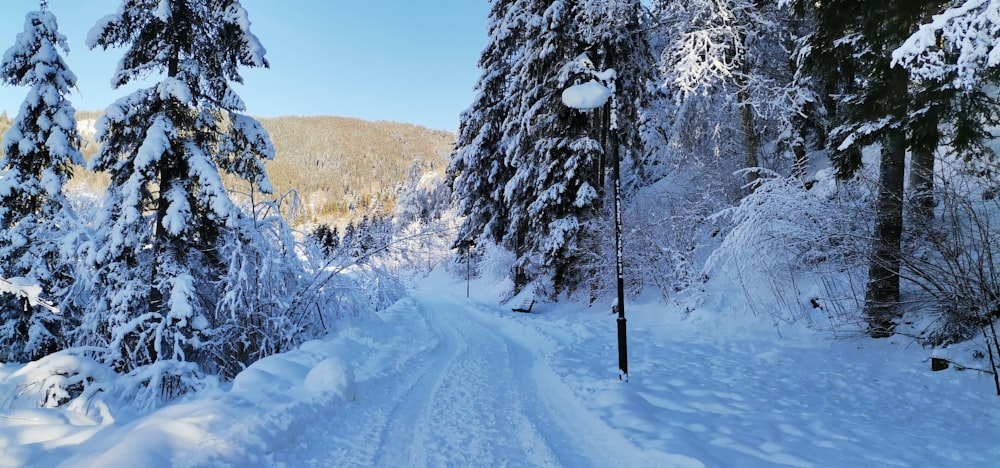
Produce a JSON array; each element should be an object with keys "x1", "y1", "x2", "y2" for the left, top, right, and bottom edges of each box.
[
  {"x1": 452, "y1": 0, "x2": 655, "y2": 299},
  {"x1": 0, "y1": 1, "x2": 84, "y2": 362},
  {"x1": 449, "y1": 0, "x2": 529, "y2": 278},
  {"x1": 790, "y1": 0, "x2": 945, "y2": 337},
  {"x1": 81, "y1": 0, "x2": 274, "y2": 399}
]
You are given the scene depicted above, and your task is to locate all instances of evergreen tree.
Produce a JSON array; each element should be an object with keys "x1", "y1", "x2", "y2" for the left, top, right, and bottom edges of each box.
[
  {"x1": 894, "y1": 1, "x2": 1000, "y2": 214},
  {"x1": 793, "y1": 0, "x2": 942, "y2": 336},
  {"x1": 310, "y1": 223, "x2": 340, "y2": 257},
  {"x1": 500, "y1": 0, "x2": 593, "y2": 296},
  {"x1": 0, "y1": 1, "x2": 84, "y2": 361},
  {"x1": 449, "y1": 0, "x2": 530, "y2": 255},
  {"x1": 531, "y1": 0, "x2": 656, "y2": 296},
  {"x1": 81, "y1": 0, "x2": 273, "y2": 385},
  {"x1": 342, "y1": 213, "x2": 393, "y2": 261},
  {"x1": 451, "y1": 0, "x2": 657, "y2": 297}
]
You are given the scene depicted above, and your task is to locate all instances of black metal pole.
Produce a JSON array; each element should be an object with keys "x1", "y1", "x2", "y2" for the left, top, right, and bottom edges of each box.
[{"x1": 611, "y1": 106, "x2": 628, "y2": 382}]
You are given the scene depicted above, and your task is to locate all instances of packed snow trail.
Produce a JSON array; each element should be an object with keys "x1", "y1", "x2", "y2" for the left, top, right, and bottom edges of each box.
[
  {"x1": 270, "y1": 290, "x2": 696, "y2": 467},
  {"x1": 2, "y1": 273, "x2": 996, "y2": 466},
  {"x1": 373, "y1": 293, "x2": 562, "y2": 466}
]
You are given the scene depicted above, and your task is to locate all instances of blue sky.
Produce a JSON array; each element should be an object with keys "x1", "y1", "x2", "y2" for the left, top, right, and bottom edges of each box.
[{"x1": 0, "y1": 0, "x2": 489, "y2": 131}]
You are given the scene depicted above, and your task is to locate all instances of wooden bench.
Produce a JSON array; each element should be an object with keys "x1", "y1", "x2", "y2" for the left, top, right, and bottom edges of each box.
[{"x1": 512, "y1": 298, "x2": 535, "y2": 313}]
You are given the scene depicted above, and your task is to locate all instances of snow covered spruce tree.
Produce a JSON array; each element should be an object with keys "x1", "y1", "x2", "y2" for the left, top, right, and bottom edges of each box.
[
  {"x1": 783, "y1": 0, "x2": 940, "y2": 337},
  {"x1": 555, "y1": 0, "x2": 660, "y2": 297},
  {"x1": 452, "y1": 0, "x2": 657, "y2": 298},
  {"x1": 890, "y1": 2, "x2": 1000, "y2": 349},
  {"x1": 500, "y1": 0, "x2": 603, "y2": 298},
  {"x1": 0, "y1": 1, "x2": 84, "y2": 361},
  {"x1": 81, "y1": 0, "x2": 275, "y2": 394},
  {"x1": 449, "y1": 0, "x2": 529, "y2": 271},
  {"x1": 894, "y1": 1, "x2": 1000, "y2": 208}
]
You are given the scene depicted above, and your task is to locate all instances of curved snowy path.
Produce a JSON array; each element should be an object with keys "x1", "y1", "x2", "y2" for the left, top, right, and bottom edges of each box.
[
  {"x1": 272, "y1": 291, "x2": 687, "y2": 467},
  {"x1": 13, "y1": 277, "x2": 992, "y2": 466},
  {"x1": 375, "y1": 293, "x2": 565, "y2": 466}
]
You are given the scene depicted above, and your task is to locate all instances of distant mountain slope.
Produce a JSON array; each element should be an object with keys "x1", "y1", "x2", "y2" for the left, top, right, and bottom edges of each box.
[
  {"x1": 2, "y1": 112, "x2": 455, "y2": 225},
  {"x1": 259, "y1": 116, "x2": 455, "y2": 222}
]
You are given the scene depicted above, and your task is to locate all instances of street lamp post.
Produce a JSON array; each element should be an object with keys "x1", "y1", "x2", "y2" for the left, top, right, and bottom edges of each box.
[
  {"x1": 610, "y1": 111, "x2": 628, "y2": 382},
  {"x1": 561, "y1": 55, "x2": 628, "y2": 382}
]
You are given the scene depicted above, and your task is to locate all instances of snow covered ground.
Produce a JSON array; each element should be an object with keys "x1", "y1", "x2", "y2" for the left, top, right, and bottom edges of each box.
[{"x1": 1, "y1": 271, "x2": 998, "y2": 467}]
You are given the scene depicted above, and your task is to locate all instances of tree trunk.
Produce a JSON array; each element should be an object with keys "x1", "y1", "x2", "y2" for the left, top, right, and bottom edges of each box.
[
  {"x1": 908, "y1": 5, "x2": 946, "y2": 221},
  {"x1": 909, "y1": 101, "x2": 938, "y2": 220},
  {"x1": 864, "y1": 68, "x2": 908, "y2": 338},
  {"x1": 148, "y1": 51, "x2": 181, "y2": 339},
  {"x1": 791, "y1": 113, "x2": 809, "y2": 181},
  {"x1": 738, "y1": 85, "x2": 761, "y2": 189},
  {"x1": 787, "y1": 14, "x2": 809, "y2": 181}
]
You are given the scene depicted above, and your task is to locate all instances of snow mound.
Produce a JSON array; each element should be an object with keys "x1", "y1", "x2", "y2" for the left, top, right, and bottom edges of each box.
[{"x1": 305, "y1": 357, "x2": 356, "y2": 401}]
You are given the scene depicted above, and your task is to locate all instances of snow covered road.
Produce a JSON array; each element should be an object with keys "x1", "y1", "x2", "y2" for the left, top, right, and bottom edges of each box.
[
  {"x1": 376, "y1": 293, "x2": 579, "y2": 466},
  {"x1": 372, "y1": 293, "x2": 568, "y2": 467},
  {"x1": 270, "y1": 290, "x2": 694, "y2": 467},
  {"x1": 2, "y1": 273, "x2": 997, "y2": 466}
]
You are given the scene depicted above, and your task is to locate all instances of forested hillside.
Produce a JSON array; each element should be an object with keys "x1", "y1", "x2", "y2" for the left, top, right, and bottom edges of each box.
[
  {"x1": 29, "y1": 112, "x2": 455, "y2": 224},
  {"x1": 258, "y1": 116, "x2": 454, "y2": 223}
]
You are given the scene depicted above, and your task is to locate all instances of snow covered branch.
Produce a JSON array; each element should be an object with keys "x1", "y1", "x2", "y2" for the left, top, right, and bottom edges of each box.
[
  {"x1": 893, "y1": 0, "x2": 1000, "y2": 89},
  {"x1": 0, "y1": 276, "x2": 60, "y2": 314}
]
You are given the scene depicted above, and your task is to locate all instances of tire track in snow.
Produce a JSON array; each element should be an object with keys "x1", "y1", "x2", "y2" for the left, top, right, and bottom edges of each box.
[
  {"x1": 373, "y1": 294, "x2": 561, "y2": 467},
  {"x1": 459, "y1": 297, "x2": 703, "y2": 468},
  {"x1": 378, "y1": 291, "x2": 693, "y2": 467},
  {"x1": 271, "y1": 291, "x2": 699, "y2": 467},
  {"x1": 264, "y1": 298, "x2": 450, "y2": 467}
]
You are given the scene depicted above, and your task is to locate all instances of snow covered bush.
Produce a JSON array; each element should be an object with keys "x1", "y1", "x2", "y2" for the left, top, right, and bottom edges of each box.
[
  {"x1": 0, "y1": 347, "x2": 221, "y2": 416},
  {"x1": 0, "y1": 351, "x2": 114, "y2": 416},
  {"x1": 705, "y1": 169, "x2": 874, "y2": 327},
  {"x1": 290, "y1": 258, "x2": 405, "y2": 337},
  {"x1": 292, "y1": 213, "x2": 408, "y2": 338},
  {"x1": 620, "y1": 184, "x2": 710, "y2": 301},
  {"x1": 888, "y1": 165, "x2": 1000, "y2": 394},
  {"x1": 901, "y1": 169, "x2": 1000, "y2": 346},
  {"x1": 207, "y1": 198, "x2": 304, "y2": 379},
  {"x1": 619, "y1": 94, "x2": 758, "y2": 302}
]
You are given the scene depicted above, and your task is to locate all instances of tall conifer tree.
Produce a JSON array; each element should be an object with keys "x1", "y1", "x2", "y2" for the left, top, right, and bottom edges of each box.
[
  {"x1": 449, "y1": 0, "x2": 529, "y2": 254},
  {"x1": 81, "y1": 0, "x2": 273, "y2": 382},
  {"x1": 453, "y1": 0, "x2": 656, "y2": 297},
  {"x1": 501, "y1": 0, "x2": 595, "y2": 296},
  {"x1": 0, "y1": 1, "x2": 83, "y2": 361},
  {"x1": 794, "y1": 0, "x2": 942, "y2": 336}
]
